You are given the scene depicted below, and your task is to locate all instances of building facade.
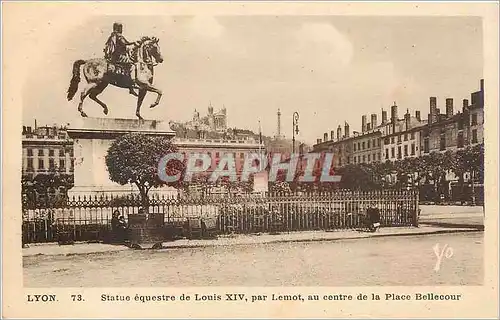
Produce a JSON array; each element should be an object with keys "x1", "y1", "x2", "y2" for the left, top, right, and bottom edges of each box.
[
  {"x1": 421, "y1": 79, "x2": 484, "y2": 155},
  {"x1": 313, "y1": 122, "x2": 350, "y2": 167},
  {"x1": 381, "y1": 105, "x2": 426, "y2": 162},
  {"x1": 313, "y1": 111, "x2": 389, "y2": 167},
  {"x1": 173, "y1": 137, "x2": 265, "y2": 176},
  {"x1": 351, "y1": 118, "x2": 382, "y2": 166},
  {"x1": 313, "y1": 79, "x2": 484, "y2": 168},
  {"x1": 22, "y1": 125, "x2": 74, "y2": 179}
]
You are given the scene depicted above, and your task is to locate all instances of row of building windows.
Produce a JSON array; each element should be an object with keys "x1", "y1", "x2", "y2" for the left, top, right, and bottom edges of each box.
[
  {"x1": 383, "y1": 132, "x2": 416, "y2": 145},
  {"x1": 421, "y1": 129, "x2": 478, "y2": 153},
  {"x1": 353, "y1": 138, "x2": 381, "y2": 152},
  {"x1": 26, "y1": 148, "x2": 72, "y2": 157},
  {"x1": 352, "y1": 152, "x2": 381, "y2": 164},
  {"x1": 385, "y1": 144, "x2": 417, "y2": 160},
  {"x1": 26, "y1": 158, "x2": 73, "y2": 171},
  {"x1": 456, "y1": 112, "x2": 479, "y2": 128}
]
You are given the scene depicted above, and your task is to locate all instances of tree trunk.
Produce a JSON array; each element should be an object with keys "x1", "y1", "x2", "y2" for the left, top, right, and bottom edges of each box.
[
  {"x1": 129, "y1": 184, "x2": 163, "y2": 249},
  {"x1": 458, "y1": 172, "x2": 465, "y2": 203},
  {"x1": 471, "y1": 171, "x2": 476, "y2": 206},
  {"x1": 135, "y1": 183, "x2": 150, "y2": 214},
  {"x1": 433, "y1": 174, "x2": 439, "y2": 203}
]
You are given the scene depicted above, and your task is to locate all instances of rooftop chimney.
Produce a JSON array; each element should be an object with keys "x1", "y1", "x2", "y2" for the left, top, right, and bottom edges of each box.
[
  {"x1": 405, "y1": 109, "x2": 410, "y2": 131},
  {"x1": 391, "y1": 103, "x2": 398, "y2": 123},
  {"x1": 391, "y1": 103, "x2": 398, "y2": 133},
  {"x1": 462, "y1": 99, "x2": 469, "y2": 112},
  {"x1": 371, "y1": 114, "x2": 378, "y2": 128},
  {"x1": 430, "y1": 97, "x2": 438, "y2": 123},
  {"x1": 446, "y1": 98, "x2": 454, "y2": 118},
  {"x1": 324, "y1": 132, "x2": 328, "y2": 142},
  {"x1": 381, "y1": 109, "x2": 388, "y2": 124},
  {"x1": 361, "y1": 115, "x2": 367, "y2": 132},
  {"x1": 317, "y1": 138, "x2": 322, "y2": 144},
  {"x1": 337, "y1": 125, "x2": 342, "y2": 140},
  {"x1": 344, "y1": 122, "x2": 350, "y2": 138},
  {"x1": 330, "y1": 130, "x2": 335, "y2": 141},
  {"x1": 480, "y1": 79, "x2": 484, "y2": 92},
  {"x1": 415, "y1": 110, "x2": 421, "y2": 122}
]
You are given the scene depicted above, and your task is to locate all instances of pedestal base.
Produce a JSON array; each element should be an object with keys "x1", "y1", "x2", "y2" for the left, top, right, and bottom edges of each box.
[{"x1": 67, "y1": 117, "x2": 176, "y2": 197}]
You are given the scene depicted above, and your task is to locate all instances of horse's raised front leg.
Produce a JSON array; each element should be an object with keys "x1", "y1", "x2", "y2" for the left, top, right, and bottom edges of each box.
[
  {"x1": 145, "y1": 84, "x2": 162, "y2": 109},
  {"x1": 89, "y1": 82, "x2": 109, "y2": 115},
  {"x1": 78, "y1": 82, "x2": 98, "y2": 117},
  {"x1": 136, "y1": 88, "x2": 147, "y2": 120}
]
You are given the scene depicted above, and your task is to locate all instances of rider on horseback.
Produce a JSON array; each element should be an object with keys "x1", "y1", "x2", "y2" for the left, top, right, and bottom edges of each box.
[
  {"x1": 67, "y1": 24, "x2": 164, "y2": 119},
  {"x1": 104, "y1": 22, "x2": 140, "y2": 94}
]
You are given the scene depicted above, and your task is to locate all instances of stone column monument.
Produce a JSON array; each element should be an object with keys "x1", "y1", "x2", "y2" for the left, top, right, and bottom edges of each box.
[{"x1": 67, "y1": 117, "x2": 176, "y2": 197}]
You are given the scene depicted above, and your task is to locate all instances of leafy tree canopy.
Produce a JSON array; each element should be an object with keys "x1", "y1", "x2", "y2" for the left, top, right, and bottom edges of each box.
[{"x1": 105, "y1": 133, "x2": 185, "y2": 199}]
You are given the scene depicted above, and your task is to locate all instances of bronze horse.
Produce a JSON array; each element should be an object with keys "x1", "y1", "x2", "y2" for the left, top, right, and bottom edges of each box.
[{"x1": 66, "y1": 37, "x2": 164, "y2": 120}]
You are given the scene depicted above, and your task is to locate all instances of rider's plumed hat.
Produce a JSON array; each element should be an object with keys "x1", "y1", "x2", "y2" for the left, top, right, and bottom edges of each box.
[{"x1": 113, "y1": 22, "x2": 123, "y2": 33}]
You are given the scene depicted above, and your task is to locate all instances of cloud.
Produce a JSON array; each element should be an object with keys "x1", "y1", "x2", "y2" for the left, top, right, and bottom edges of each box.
[{"x1": 294, "y1": 23, "x2": 353, "y2": 68}]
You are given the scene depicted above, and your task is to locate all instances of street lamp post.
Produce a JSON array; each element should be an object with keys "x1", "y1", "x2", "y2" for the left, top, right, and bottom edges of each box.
[{"x1": 292, "y1": 112, "x2": 300, "y2": 153}]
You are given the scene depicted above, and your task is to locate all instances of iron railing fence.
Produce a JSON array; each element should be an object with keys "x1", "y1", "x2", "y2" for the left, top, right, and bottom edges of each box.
[{"x1": 22, "y1": 190, "x2": 419, "y2": 244}]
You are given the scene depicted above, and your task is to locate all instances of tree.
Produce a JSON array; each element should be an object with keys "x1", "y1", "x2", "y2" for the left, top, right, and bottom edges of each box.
[
  {"x1": 22, "y1": 168, "x2": 74, "y2": 205},
  {"x1": 105, "y1": 133, "x2": 185, "y2": 213},
  {"x1": 421, "y1": 152, "x2": 450, "y2": 202},
  {"x1": 219, "y1": 176, "x2": 254, "y2": 194},
  {"x1": 177, "y1": 172, "x2": 214, "y2": 196},
  {"x1": 337, "y1": 164, "x2": 378, "y2": 191},
  {"x1": 295, "y1": 143, "x2": 484, "y2": 202},
  {"x1": 453, "y1": 144, "x2": 484, "y2": 204}
]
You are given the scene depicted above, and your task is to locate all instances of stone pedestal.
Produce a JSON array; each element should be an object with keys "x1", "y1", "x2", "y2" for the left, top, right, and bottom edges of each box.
[{"x1": 66, "y1": 117, "x2": 176, "y2": 197}]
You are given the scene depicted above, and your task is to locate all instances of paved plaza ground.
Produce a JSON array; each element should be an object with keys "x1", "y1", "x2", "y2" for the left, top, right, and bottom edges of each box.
[
  {"x1": 419, "y1": 205, "x2": 484, "y2": 228},
  {"x1": 24, "y1": 232, "x2": 484, "y2": 287},
  {"x1": 23, "y1": 225, "x2": 478, "y2": 257}
]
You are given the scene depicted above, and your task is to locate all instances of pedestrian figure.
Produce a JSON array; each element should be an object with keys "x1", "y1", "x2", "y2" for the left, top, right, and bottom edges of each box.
[
  {"x1": 366, "y1": 204, "x2": 381, "y2": 232},
  {"x1": 111, "y1": 210, "x2": 121, "y2": 232},
  {"x1": 111, "y1": 210, "x2": 127, "y2": 243},
  {"x1": 118, "y1": 216, "x2": 127, "y2": 228}
]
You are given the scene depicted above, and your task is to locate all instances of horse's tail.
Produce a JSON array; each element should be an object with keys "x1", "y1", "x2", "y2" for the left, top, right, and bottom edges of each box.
[{"x1": 67, "y1": 59, "x2": 86, "y2": 101}]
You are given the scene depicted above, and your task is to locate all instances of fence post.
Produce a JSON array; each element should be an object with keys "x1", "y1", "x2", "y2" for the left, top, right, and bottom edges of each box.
[{"x1": 414, "y1": 189, "x2": 419, "y2": 227}]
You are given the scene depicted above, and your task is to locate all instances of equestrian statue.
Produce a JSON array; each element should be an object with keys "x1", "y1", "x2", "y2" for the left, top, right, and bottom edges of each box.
[{"x1": 66, "y1": 22, "x2": 164, "y2": 120}]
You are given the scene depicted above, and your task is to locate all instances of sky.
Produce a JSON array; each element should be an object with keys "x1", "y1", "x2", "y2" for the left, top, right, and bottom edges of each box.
[{"x1": 22, "y1": 15, "x2": 483, "y2": 144}]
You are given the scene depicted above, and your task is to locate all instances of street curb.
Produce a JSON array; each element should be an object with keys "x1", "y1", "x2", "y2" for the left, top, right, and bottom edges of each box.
[
  {"x1": 23, "y1": 228, "x2": 482, "y2": 257},
  {"x1": 419, "y1": 222, "x2": 484, "y2": 231},
  {"x1": 23, "y1": 248, "x2": 130, "y2": 258},
  {"x1": 159, "y1": 228, "x2": 482, "y2": 250}
]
